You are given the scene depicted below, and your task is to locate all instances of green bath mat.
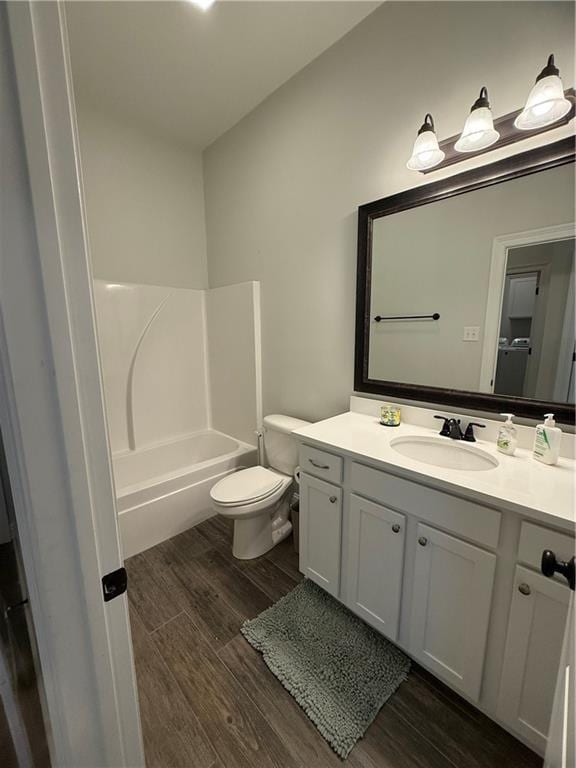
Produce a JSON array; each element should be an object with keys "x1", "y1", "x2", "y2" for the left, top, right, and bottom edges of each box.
[{"x1": 241, "y1": 579, "x2": 410, "y2": 758}]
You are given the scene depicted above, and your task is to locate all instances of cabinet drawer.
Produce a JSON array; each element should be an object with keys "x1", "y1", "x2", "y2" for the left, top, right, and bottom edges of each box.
[
  {"x1": 300, "y1": 444, "x2": 343, "y2": 484},
  {"x1": 518, "y1": 522, "x2": 575, "y2": 577},
  {"x1": 351, "y1": 462, "x2": 501, "y2": 549}
]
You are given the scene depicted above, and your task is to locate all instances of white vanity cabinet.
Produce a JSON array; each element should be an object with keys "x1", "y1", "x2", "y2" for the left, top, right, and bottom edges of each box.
[
  {"x1": 299, "y1": 448, "x2": 499, "y2": 700},
  {"x1": 298, "y1": 473, "x2": 342, "y2": 597},
  {"x1": 410, "y1": 524, "x2": 496, "y2": 700},
  {"x1": 346, "y1": 494, "x2": 405, "y2": 641},
  {"x1": 296, "y1": 411, "x2": 575, "y2": 757}
]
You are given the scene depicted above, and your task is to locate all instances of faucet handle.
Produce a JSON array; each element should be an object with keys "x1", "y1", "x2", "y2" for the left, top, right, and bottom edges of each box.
[
  {"x1": 434, "y1": 415, "x2": 451, "y2": 437},
  {"x1": 463, "y1": 422, "x2": 485, "y2": 442}
]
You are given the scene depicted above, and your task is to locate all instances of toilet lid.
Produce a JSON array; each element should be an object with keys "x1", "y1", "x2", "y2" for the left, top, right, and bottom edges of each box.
[{"x1": 210, "y1": 466, "x2": 285, "y2": 505}]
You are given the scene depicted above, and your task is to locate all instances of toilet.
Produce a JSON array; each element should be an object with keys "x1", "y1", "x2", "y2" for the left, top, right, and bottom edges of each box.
[{"x1": 210, "y1": 414, "x2": 310, "y2": 559}]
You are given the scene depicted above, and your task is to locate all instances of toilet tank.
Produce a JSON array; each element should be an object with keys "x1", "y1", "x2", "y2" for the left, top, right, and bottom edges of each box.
[{"x1": 263, "y1": 415, "x2": 311, "y2": 476}]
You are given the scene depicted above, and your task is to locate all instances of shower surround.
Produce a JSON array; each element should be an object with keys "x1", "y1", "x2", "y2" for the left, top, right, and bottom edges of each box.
[{"x1": 94, "y1": 279, "x2": 260, "y2": 557}]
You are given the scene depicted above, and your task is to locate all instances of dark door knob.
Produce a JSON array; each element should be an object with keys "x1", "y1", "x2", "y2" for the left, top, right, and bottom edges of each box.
[{"x1": 541, "y1": 550, "x2": 575, "y2": 591}]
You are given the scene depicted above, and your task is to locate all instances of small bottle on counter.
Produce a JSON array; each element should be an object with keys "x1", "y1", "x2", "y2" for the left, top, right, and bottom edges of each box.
[
  {"x1": 533, "y1": 414, "x2": 562, "y2": 465},
  {"x1": 497, "y1": 413, "x2": 517, "y2": 455}
]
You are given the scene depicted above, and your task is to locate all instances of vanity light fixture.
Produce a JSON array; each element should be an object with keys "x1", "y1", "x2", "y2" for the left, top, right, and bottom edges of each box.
[
  {"x1": 406, "y1": 114, "x2": 445, "y2": 171},
  {"x1": 514, "y1": 54, "x2": 572, "y2": 131},
  {"x1": 454, "y1": 87, "x2": 500, "y2": 153}
]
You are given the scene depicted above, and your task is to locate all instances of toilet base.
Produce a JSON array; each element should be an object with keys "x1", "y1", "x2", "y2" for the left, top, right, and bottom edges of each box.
[{"x1": 231, "y1": 498, "x2": 293, "y2": 560}]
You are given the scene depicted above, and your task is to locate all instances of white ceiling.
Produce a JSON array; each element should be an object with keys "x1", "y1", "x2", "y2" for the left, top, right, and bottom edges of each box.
[{"x1": 67, "y1": 1, "x2": 379, "y2": 149}]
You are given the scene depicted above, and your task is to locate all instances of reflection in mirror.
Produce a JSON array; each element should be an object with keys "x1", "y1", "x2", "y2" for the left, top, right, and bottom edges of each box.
[
  {"x1": 494, "y1": 237, "x2": 574, "y2": 403},
  {"x1": 367, "y1": 162, "x2": 574, "y2": 406}
]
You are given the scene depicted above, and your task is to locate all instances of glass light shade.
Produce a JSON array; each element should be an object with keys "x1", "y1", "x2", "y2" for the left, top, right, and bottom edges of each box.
[
  {"x1": 454, "y1": 106, "x2": 500, "y2": 153},
  {"x1": 406, "y1": 129, "x2": 445, "y2": 171},
  {"x1": 514, "y1": 75, "x2": 572, "y2": 130}
]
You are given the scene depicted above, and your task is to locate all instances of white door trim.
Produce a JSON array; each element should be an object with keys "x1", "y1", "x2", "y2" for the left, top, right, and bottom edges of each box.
[
  {"x1": 479, "y1": 223, "x2": 576, "y2": 393},
  {"x1": 3, "y1": 3, "x2": 143, "y2": 765},
  {"x1": 553, "y1": 261, "x2": 575, "y2": 403}
]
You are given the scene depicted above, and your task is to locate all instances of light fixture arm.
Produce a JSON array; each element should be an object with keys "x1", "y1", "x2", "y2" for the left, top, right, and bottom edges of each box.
[
  {"x1": 536, "y1": 54, "x2": 560, "y2": 82},
  {"x1": 418, "y1": 113, "x2": 435, "y2": 134},
  {"x1": 471, "y1": 86, "x2": 491, "y2": 112}
]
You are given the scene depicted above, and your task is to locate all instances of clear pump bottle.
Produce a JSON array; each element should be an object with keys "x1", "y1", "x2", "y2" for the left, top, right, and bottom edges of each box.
[{"x1": 497, "y1": 413, "x2": 517, "y2": 456}]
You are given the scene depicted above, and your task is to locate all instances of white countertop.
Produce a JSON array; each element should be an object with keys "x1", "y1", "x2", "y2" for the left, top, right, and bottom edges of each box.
[{"x1": 294, "y1": 411, "x2": 576, "y2": 533}]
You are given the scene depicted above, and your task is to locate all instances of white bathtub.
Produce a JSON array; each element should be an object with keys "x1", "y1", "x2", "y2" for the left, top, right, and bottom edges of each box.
[{"x1": 114, "y1": 430, "x2": 256, "y2": 558}]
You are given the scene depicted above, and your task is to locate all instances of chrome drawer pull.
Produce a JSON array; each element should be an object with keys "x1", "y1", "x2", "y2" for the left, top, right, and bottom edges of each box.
[
  {"x1": 329, "y1": 496, "x2": 337, "y2": 504},
  {"x1": 391, "y1": 524, "x2": 401, "y2": 533},
  {"x1": 309, "y1": 458, "x2": 330, "y2": 470},
  {"x1": 518, "y1": 583, "x2": 532, "y2": 596},
  {"x1": 418, "y1": 536, "x2": 428, "y2": 546}
]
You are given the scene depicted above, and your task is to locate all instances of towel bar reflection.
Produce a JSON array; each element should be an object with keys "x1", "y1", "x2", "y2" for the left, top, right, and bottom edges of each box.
[{"x1": 374, "y1": 313, "x2": 440, "y2": 322}]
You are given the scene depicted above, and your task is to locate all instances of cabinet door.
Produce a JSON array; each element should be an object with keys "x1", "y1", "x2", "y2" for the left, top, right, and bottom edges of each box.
[
  {"x1": 410, "y1": 523, "x2": 496, "y2": 701},
  {"x1": 299, "y1": 473, "x2": 342, "y2": 597},
  {"x1": 497, "y1": 565, "x2": 570, "y2": 755},
  {"x1": 346, "y1": 494, "x2": 405, "y2": 641},
  {"x1": 508, "y1": 273, "x2": 537, "y2": 318}
]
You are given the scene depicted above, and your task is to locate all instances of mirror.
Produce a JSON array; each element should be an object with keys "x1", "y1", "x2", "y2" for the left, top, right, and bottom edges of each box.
[{"x1": 355, "y1": 139, "x2": 575, "y2": 422}]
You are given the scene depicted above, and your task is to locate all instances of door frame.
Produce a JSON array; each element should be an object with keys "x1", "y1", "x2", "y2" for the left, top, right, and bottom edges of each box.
[
  {"x1": 553, "y1": 261, "x2": 575, "y2": 403},
  {"x1": 2, "y1": 3, "x2": 143, "y2": 765},
  {"x1": 479, "y1": 222, "x2": 576, "y2": 393}
]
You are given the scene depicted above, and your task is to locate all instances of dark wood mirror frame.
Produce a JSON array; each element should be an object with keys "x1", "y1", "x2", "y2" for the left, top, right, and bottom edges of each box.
[{"x1": 355, "y1": 137, "x2": 576, "y2": 423}]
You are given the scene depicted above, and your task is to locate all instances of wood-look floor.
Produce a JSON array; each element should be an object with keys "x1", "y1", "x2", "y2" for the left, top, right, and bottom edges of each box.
[{"x1": 127, "y1": 517, "x2": 542, "y2": 768}]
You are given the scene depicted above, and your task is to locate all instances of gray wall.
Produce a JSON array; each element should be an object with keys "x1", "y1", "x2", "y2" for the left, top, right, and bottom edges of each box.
[
  {"x1": 203, "y1": 1, "x2": 575, "y2": 421},
  {"x1": 77, "y1": 107, "x2": 208, "y2": 288}
]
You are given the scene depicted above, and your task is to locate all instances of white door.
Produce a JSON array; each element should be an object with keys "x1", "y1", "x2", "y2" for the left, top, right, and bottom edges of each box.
[
  {"x1": 498, "y1": 566, "x2": 571, "y2": 756},
  {"x1": 410, "y1": 523, "x2": 496, "y2": 701},
  {"x1": 2, "y1": 4, "x2": 143, "y2": 765},
  {"x1": 346, "y1": 494, "x2": 405, "y2": 640},
  {"x1": 299, "y1": 473, "x2": 342, "y2": 597}
]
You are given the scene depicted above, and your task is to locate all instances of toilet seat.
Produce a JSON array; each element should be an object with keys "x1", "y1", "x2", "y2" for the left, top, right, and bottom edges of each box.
[
  {"x1": 210, "y1": 466, "x2": 288, "y2": 506},
  {"x1": 210, "y1": 466, "x2": 292, "y2": 519}
]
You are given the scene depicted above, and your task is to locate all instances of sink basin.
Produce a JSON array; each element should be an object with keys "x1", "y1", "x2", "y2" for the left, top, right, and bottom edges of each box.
[{"x1": 390, "y1": 436, "x2": 499, "y2": 471}]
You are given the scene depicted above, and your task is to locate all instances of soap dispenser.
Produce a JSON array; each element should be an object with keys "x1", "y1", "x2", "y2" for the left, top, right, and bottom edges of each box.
[
  {"x1": 533, "y1": 414, "x2": 562, "y2": 465},
  {"x1": 497, "y1": 413, "x2": 517, "y2": 456}
]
